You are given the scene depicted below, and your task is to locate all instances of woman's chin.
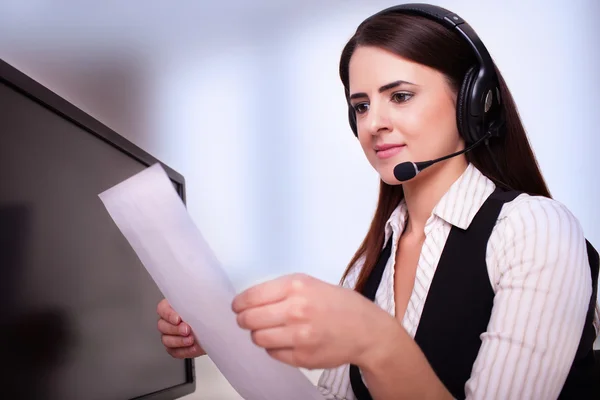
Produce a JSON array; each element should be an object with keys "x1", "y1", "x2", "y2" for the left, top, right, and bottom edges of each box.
[
  {"x1": 371, "y1": 154, "x2": 417, "y2": 185},
  {"x1": 379, "y1": 170, "x2": 405, "y2": 186}
]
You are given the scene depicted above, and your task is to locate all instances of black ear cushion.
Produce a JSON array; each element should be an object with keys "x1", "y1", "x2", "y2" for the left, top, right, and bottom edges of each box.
[{"x1": 456, "y1": 66, "x2": 477, "y2": 144}]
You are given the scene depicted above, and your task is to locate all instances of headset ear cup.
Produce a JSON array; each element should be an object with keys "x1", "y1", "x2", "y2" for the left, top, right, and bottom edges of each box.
[{"x1": 456, "y1": 66, "x2": 477, "y2": 144}]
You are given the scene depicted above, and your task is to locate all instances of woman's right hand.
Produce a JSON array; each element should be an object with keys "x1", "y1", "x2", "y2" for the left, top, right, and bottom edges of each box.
[{"x1": 157, "y1": 299, "x2": 206, "y2": 359}]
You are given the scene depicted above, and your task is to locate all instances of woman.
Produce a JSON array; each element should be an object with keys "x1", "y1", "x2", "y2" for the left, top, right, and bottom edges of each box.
[{"x1": 156, "y1": 4, "x2": 600, "y2": 399}]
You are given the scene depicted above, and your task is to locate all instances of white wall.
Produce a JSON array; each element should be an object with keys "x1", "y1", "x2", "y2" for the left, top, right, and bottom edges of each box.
[{"x1": 1, "y1": 0, "x2": 598, "y2": 399}]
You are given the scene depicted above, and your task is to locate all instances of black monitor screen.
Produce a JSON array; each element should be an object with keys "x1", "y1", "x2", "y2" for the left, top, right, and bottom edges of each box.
[{"x1": 0, "y1": 61, "x2": 194, "y2": 400}]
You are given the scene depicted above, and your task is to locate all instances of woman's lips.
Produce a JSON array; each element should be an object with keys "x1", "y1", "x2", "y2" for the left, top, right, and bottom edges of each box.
[{"x1": 375, "y1": 144, "x2": 406, "y2": 159}]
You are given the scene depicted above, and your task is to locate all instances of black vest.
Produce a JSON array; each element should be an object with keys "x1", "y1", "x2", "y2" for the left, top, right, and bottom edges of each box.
[{"x1": 349, "y1": 188, "x2": 600, "y2": 399}]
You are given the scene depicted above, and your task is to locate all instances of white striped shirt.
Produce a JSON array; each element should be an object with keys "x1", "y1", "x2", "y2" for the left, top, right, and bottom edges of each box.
[{"x1": 317, "y1": 163, "x2": 600, "y2": 400}]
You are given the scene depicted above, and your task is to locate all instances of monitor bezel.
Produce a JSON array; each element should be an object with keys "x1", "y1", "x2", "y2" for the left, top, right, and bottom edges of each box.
[{"x1": 0, "y1": 57, "x2": 196, "y2": 400}]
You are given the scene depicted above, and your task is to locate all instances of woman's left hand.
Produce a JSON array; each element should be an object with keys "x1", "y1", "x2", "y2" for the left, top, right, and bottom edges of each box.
[{"x1": 231, "y1": 273, "x2": 400, "y2": 370}]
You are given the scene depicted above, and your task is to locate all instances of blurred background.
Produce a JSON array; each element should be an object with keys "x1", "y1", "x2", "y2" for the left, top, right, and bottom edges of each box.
[{"x1": 1, "y1": 0, "x2": 598, "y2": 398}]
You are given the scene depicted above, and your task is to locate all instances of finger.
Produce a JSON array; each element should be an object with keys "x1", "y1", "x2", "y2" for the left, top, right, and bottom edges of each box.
[
  {"x1": 167, "y1": 345, "x2": 203, "y2": 359},
  {"x1": 158, "y1": 319, "x2": 192, "y2": 336},
  {"x1": 232, "y1": 279, "x2": 289, "y2": 314},
  {"x1": 162, "y1": 334, "x2": 195, "y2": 349},
  {"x1": 157, "y1": 299, "x2": 181, "y2": 325},
  {"x1": 232, "y1": 273, "x2": 308, "y2": 313},
  {"x1": 266, "y1": 345, "x2": 319, "y2": 369},
  {"x1": 237, "y1": 301, "x2": 286, "y2": 330},
  {"x1": 251, "y1": 326, "x2": 294, "y2": 349},
  {"x1": 250, "y1": 323, "x2": 314, "y2": 350},
  {"x1": 237, "y1": 296, "x2": 308, "y2": 330}
]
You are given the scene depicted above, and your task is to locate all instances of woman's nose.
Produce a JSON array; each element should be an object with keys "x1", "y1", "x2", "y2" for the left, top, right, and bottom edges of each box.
[{"x1": 364, "y1": 102, "x2": 392, "y2": 135}]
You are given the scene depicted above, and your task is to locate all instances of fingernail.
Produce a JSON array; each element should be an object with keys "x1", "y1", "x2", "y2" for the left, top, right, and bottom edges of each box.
[
  {"x1": 185, "y1": 336, "x2": 194, "y2": 345},
  {"x1": 180, "y1": 324, "x2": 189, "y2": 335},
  {"x1": 171, "y1": 315, "x2": 180, "y2": 324}
]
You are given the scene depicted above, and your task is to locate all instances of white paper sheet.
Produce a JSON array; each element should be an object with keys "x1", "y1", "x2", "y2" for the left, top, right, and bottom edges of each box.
[{"x1": 98, "y1": 163, "x2": 325, "y2": 400}]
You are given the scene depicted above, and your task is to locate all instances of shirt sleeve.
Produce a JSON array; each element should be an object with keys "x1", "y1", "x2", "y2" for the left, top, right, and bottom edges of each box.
[
  {"x1": 464, "y1": 195, "x2": 594, "y2": 399},
  {"x1": 317, "y1": 367, "x2": 353, "y2": 400}
]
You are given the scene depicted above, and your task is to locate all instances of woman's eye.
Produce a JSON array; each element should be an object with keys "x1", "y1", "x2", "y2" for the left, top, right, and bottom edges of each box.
[
  {"x1": 391, "y1": 92, "x2": 413, "y2": 103},
  {"x1": 353, "y1": 103, "x2": 369, "y2": 114}
]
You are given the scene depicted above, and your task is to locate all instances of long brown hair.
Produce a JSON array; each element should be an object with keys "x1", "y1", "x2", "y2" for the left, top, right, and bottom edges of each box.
[{"x1": 339, "y1": 12, "x2": 552, "y2": 293}]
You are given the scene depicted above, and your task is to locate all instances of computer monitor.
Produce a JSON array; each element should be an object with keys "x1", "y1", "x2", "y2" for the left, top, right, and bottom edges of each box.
[{"x1": 0, "y1": 58, "x2": 195, "y2": 400}]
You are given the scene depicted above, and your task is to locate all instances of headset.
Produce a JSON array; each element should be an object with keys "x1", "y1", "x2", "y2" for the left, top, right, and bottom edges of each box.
[{"x1": 346, "y1": 3, "x2": 505, "y2": 147}]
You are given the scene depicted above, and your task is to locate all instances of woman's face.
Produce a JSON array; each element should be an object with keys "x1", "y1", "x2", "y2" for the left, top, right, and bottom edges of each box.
[{"x1": 348, "y1": 45, "x2": 464, "y2": 185}]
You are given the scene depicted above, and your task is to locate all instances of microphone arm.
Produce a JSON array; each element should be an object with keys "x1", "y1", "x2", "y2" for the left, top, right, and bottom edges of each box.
[
  {"x1": 416, "y1": 132, "x2": 490, "y2": 169},
  {"x1": 394, "y1": 131, "x2": 492, "y2": 182}
]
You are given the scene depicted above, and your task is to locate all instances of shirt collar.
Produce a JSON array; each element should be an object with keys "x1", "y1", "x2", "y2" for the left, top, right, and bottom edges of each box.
[
  {"x1": 384, "y1": 163, "x2": 496, "y2": 245},
  {"x1": 384, "y1": 198, "x2": 408, "y2": 245},
  {"x1": 432, "y1": 163, "x2": 496, "y2": 230}
]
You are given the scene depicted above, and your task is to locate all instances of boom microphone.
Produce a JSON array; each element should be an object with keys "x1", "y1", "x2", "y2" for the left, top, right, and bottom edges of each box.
[{"x1": 393, "y1": 133, "x2": 491, "y2": 182}]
